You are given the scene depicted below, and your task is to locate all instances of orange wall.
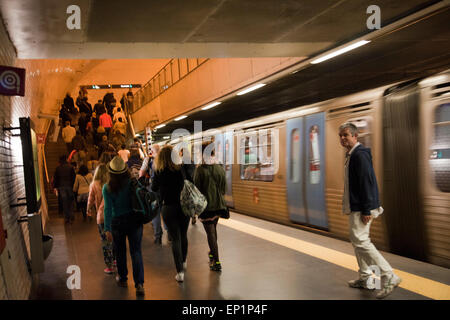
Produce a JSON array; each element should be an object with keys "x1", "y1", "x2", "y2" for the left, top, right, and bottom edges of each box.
[{"x1": 131, "y1": 57, "x2": 303, "y2": 132}]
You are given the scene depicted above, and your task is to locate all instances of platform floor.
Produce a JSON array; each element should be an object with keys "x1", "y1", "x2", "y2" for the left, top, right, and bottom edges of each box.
[{"x1": 33, "y1": 210, "x2": 450, "y2": 300}]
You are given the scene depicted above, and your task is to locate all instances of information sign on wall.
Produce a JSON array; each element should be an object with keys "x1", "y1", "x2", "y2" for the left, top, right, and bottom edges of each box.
[
  {"x1": 36, "y1": 133, "x2": 46, "y2": 144},
  {"x1": 0, "y1": 65, "x2": 26, "y2": 96}
]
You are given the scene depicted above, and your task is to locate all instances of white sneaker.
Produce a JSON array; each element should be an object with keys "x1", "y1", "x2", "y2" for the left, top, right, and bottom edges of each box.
[
  {"x1": 175, "y1": 272, "x2": 184, "y2": 282},
  {"x1": 183, "y1": 261, "x2": 187, "y2": 270},
  {"x1": 348, "y1": 278, "x2": 374, "y2": 290},
  {"x1": 376, "y1": 274, "x2": 402, "y2": 299}
]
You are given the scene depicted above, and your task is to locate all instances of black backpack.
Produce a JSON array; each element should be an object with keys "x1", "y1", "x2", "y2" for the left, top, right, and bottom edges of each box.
[{"x1": 130, "y1": 178, "x2": 159, "y2": 224}]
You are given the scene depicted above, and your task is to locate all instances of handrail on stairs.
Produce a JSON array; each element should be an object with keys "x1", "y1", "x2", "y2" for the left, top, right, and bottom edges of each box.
[
  {"x1": 128, "y1": 114, "x2": 147, "y2": 157},
  {"x1": 131, "y1": 58, "x2": 209, "y2": 114},
  {"x1": 42, "y1": 144, "x2": 49, "y2": 184}
]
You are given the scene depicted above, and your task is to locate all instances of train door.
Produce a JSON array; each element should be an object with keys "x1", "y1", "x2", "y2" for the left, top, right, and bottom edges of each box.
[
  {"x1": 223, "y1": 131, "x2": 234, "y2": 207},
  {"x1": 304, "y1": 113, "x2": 328, "y2": 229},
  {"x1": 286, "y1": 117, "x2": 307, "y2": 223},
  {"x1": 286, "y1": 113, "x2": 328, "y2": 229}
]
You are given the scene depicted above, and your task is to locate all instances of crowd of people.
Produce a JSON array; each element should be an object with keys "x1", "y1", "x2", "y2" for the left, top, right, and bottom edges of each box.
[
  {"x1": 53, "y1": 90, "x2": 227, "y2": 297},
  {"x1": 60, "y1": 89, "x2": 134, "y2": 166},
  {"x1": 53, "y1": 90, "x2": 401, "y2": 299}
]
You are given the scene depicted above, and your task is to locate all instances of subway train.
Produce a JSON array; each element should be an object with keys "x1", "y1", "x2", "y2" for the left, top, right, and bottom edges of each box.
[{"x1": 159, "y1": 70, "x2": 450, "y2": 268}]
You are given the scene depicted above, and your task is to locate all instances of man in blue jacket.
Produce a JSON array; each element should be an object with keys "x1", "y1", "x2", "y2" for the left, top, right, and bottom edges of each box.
[{"x1": 339, "y1": 122, "x2": 401, "y2": 299}]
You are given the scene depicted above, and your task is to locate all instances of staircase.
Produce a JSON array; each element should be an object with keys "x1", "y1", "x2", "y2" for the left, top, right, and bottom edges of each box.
[
  {"x1": 44, "y1": 122, "x2": 68, "y2": 214},
  {"x1": 43, "y1": 114, "x2": 140, "y2": 214}
]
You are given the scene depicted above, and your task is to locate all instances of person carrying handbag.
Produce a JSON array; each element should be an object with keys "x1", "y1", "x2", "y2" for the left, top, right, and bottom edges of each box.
[
  {"x1": 73, "y1": 165, "x2": 93, "y2": 221},
  {"x1": 193, "y1": 141, "x2": 227, "y2": 271},
  {"x1": 151, "y1": 145, "x2": 189, "y2": 282}
]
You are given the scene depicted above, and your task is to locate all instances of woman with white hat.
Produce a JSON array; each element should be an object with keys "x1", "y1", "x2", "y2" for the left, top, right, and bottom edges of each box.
[{"x1": 103, "y1": 156, "x2": 145, "y2": 296}]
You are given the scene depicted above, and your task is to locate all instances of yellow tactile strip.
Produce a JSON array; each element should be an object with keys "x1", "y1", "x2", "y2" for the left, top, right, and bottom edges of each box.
[{"x1": 219, "y1": 218, "x2": 450, "y2": 300}]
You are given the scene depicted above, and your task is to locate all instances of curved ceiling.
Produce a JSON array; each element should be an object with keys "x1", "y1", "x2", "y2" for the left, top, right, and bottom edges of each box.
[{"x1": 13, "y1": 59, "x2": 170, "y2": 131}]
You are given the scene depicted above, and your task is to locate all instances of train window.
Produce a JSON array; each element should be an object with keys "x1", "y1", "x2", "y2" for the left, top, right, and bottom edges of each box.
[
  {"x1": 309, "y1": 125, "x2": 321, "y2": 184},
  {"x1": 240, "y1": 129, "x2": 275, "y2": 182},
  {"x1": 430, "y1": 103, "x2": 450, "y2": 192},
  {"x1": 291, "y1": 129, "x2": 301, "y2": 182}
]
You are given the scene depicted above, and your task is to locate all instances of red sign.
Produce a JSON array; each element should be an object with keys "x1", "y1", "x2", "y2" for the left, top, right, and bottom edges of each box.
[
  {"x1": 0, "y1": 65, "x2": 26, "y2": 96},
  {"x1": 253, "y1": 188, "x2": 259, "y2": 204},
  {"x1": 37, "y1": 133, "x2": 46, "y2": 144},
  {"x1": 0, "y1": 208, "x2": 6, "y2": 255}
]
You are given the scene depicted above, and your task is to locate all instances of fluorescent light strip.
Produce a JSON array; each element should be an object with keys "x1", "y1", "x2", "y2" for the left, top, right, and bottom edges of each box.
[
  {"x1": 310, "y1": 40, "x2": 371, "y2": 64},
  {"x1": 155, "y1": 124, "x2": 166, "y2": 129},
  {"x1": 202, "y1": 101, "x2": 221, "y2": 110},
  {"x1": 236, "y1": 83, "x2": 266, "y2": 96},
  {"x1": 163, "y1": 136, "x2": 170, "y2": 139},
  {"x1": 175, "y1": 115, "x2": 187, "y2": 121}
]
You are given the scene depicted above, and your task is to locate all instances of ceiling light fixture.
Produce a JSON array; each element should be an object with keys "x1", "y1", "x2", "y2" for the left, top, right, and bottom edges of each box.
[
  {"x1": 310, "y1": 40, "x2": 370, "y2": 64},
  {"x1": 155, "y1": 124, "x2": 166, "y2": 129},
  {"x1": 163, "y1": 136, "x2": 170, "y2": 139},
  {"x1": 236, "y1": 83, "x2": 266, "y2": 96},
  {"x1": 175, "y1": 115, "x2": 187, "y2": 121},
  {"x1": 201, "y1": 101, "x2": 221, "y2": 110}
]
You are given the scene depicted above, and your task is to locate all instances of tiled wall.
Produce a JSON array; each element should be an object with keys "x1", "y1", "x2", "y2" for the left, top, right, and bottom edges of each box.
[{"x1": 0, "y1": 18, "x2": 32, "y2": 300}]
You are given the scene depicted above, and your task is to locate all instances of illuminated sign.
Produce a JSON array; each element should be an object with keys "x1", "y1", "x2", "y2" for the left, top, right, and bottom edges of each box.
[
  {"x1": 36, "y1": 133, "x2": 46, "y2": 144},
  {"x1": 83, "y1": 84, "x2": 141, "y2": 90}
]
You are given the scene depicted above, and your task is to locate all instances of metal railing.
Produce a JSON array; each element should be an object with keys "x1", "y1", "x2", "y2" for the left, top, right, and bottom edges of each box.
[{"x1": 131, "y1": 58, "x2": 209, "y2": 113}]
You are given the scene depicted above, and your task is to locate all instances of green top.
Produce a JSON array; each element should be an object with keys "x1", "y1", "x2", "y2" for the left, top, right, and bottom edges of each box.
[
  {"x1": 193, "y1": 164, "x2": 227, "y2": 211},
  {"x1": 102, "y1": 180, "x2": 133, "y2": 232}
]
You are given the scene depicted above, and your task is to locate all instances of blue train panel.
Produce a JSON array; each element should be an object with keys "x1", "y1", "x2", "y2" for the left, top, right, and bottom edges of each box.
[
  {"x1": 286, "y1": 113, "x2": 328, "y2": 229},
  {"x1": 304, "y1": 113, "x2": 328, "y2": 229},
  {"x1": 286, "y1": 117, "x2": 307, "y2": 224}
]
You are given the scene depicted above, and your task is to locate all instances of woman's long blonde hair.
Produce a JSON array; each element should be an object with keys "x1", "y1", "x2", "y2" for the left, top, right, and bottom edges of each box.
[
  {"x1": 93, "y1": 163, "x2": 108, "y2": 188},
  {"x1": 155, "y1": 145, "x2": 180, "y2": 172}
]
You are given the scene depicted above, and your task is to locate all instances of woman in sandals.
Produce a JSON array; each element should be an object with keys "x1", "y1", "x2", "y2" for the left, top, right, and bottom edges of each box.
[{"x1": 87, "y1": 163, "x2": 115, "y2": 274}]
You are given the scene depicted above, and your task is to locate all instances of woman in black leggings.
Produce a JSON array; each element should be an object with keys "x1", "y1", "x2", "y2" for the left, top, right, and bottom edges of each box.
[
  {"x1": 151, "y1": 145, "x2": 189, "y2": 282},
  {"x1": 194, "y1": 141, "x2": 227, "y2": 271}
]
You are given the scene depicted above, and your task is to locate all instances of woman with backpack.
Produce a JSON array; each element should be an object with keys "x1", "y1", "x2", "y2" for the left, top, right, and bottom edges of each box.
[
  {"x1": 73, "y1": 165, "x2": 93, "y2": 221},
  {"x1": 193, "y1": 141, "x2": 227, "y2": 271},
  {"x1": 151, "y1": 145, "x2": 189, "y2": 282},
  {"x1": 88, "y1": 163, "x2": 115, "y2": 274},
  {"x1": 103, "y1": 156, "x2": 145, "y2": 296}
]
